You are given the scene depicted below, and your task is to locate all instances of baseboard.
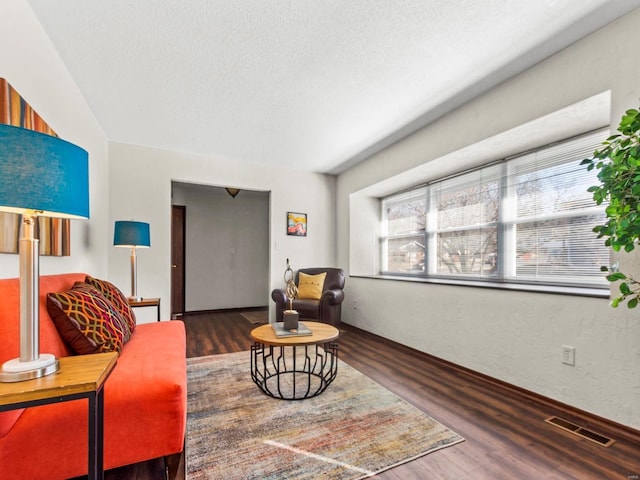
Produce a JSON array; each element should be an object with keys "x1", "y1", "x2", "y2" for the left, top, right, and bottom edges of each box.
[
  {"x1": 185, "y1": 306, "x2": 268, "y2": 316},
  {"x1": 340, "y1": 322, "x2": 640, "y2": 445}
]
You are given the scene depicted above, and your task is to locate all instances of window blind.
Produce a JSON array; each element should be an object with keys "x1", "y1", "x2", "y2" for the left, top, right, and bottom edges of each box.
[{"x1": 380, "y1": 129, "x2": 610, "y2": 287}]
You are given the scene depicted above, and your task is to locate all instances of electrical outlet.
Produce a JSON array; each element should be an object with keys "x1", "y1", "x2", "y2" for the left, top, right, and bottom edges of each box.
[
  {"x1": 562, "y1": 345, "x2": 575, "y2": 366},
  {"x1": 353, "y1": 298, "x2": 359, "y2": 310}
]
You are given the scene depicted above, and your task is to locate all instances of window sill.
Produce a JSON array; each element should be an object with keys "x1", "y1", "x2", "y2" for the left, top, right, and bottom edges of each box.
[{"x1": 349, "y1": 274, "x2": 610, "y2": 298}]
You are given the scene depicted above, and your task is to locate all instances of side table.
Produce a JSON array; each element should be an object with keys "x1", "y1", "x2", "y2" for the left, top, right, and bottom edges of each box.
[
  {"x1": 250, "y1": 321, "x2": 339, "y2": 400},
  {"x1": 128, "y1": 297, "x2": 161, "y2": 322},
  {"x1": 0, "y1": 352, "x2": 118, "y2": 480}
]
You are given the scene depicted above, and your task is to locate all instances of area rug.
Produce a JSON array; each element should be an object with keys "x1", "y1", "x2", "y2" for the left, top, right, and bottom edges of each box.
[
  {"x1": 240, "y1": 310, "x2": 268, "y2": 324},
  {"x1": 186, "y1": 351, "x2": 464, "y2": 479}
]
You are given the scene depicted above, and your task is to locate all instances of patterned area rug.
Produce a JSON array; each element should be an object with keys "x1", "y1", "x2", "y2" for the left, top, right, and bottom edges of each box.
[
  {"x1": 186, "y1": 352, "x2": 464, "y2": 479},
  {"x1": 240, "y1": 310, "x2": 268, "y2": 324}
]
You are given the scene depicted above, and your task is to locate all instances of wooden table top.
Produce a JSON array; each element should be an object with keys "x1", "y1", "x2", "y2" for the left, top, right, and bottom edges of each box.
[
  {"x1": 251, "y1": 321, "x2": 339, "y2": 346},
  {"x1": 0, "y1": 352, "x2": 118, "y2": 406},
  {"x1": 128, "y1": 297, "x2": 160, "y2": 307}
]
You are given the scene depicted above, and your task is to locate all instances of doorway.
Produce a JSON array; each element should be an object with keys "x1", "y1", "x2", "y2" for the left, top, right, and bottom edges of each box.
[{"x1": 171, "y1": 182, "x2": 270, "y2": 313}]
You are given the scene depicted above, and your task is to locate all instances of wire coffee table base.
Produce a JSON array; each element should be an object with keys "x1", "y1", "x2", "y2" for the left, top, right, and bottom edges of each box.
[{"x1": 251, "y1": 342, "x2": 338, "y2": 400}]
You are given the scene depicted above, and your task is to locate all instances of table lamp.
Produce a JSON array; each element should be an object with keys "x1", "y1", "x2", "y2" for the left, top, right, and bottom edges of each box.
[
  {"x1": 113, "y1": 220, "x2": 150, "y2": 301},
  {"x1": 0, "y1": 124, "x2": 89, "y2": 382}
]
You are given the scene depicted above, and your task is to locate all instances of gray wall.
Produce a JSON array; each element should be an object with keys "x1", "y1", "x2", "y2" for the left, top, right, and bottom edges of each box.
[
  {"x1": 172, "y1": 183, "x2": 269, "y2": 311},
  {"x1": 337, "y1": 9, "x2": 640, "y2": 429}
]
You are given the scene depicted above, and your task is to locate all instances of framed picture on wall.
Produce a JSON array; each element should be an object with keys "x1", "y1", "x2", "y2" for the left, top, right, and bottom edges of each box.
[{"x1": 287, "y1": 212, "x2": 307, "y2": 237}]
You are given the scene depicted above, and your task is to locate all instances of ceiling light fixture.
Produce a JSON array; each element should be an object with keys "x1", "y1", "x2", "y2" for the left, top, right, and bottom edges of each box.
[{"x1": 225, "y1": 187, "x2": 240, "y2": 198}]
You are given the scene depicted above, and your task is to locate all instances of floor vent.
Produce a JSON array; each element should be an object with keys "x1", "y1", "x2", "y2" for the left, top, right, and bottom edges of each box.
[{"x1": 545, "y1": 416, "x2": 615, "y2": 447}]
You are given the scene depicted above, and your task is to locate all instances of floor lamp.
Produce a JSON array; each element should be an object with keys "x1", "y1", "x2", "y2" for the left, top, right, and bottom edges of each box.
[
  {"x1": 113, "y1": 220, "x2": 150, "y2": 301},
  {"x1": 0, "y1": 124, "x2": 89, "y2": 382}
]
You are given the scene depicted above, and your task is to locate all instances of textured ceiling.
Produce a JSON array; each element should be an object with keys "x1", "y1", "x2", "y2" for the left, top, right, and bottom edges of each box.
[{"x1": 26, "y1": 1, "x2": 640, "y2": 174}]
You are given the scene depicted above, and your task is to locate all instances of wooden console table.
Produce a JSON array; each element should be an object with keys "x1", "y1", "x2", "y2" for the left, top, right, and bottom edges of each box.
[{"x1": 0, "y1": 352, "x2": 118, "y2": 480}]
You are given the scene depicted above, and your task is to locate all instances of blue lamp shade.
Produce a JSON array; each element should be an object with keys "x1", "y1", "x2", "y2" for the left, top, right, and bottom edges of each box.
[
  {"x1": 0, "y1": 124, "x2": 89, "y2": 218},
  {"x1": 114, "y1": 221, "x2": 150, "y2": 248}
]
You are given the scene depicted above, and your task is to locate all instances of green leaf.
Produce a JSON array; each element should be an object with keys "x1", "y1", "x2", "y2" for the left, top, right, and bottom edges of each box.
[
  {"x1": 628, "y1": 297, "x2": 638, "y2": 309},
  {"x1": 607, "y1": 272, "x2": 627, "y2": 281}
]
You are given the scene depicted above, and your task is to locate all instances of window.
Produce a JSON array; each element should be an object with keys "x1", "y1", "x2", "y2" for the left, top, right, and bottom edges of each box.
[
  {"x1": 380, "y1": 130, "x2": 609, "y2": 288},
  {"x1": 431, "y1": 164, "x2": 501, "y2": 277},
  {"x1": 382, "y1": 190, "x2": 426, "y2": 273}
]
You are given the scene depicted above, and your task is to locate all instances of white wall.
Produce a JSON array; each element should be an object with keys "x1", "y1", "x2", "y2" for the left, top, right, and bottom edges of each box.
[
  {"x1": 108, "y1": 142, "x2": 336, "y2": 322},
  {"x1": 172, "y1": 183, "x2": 269, "y2": 311},
  {"x1": 337, "y1": 10, "x2": 640, "y2": 428},
  {"x1": 0, "y1": 0, "x2": 109, "y2": 279}
]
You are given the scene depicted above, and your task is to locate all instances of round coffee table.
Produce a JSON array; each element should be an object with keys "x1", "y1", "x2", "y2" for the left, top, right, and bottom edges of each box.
[{"x1": 250, "y1": 321, "x2": 339, "y2": 400}]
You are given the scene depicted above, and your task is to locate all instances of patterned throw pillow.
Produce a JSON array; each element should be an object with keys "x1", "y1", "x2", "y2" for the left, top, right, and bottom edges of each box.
[
  {"x1": 84, "y1": 275, "x2": 137, "y2": 333},
  {"x1": 297, "y1": 272, "x2": 327, "y2": 300},
  {"x1": 47, "y1": 282, "x2": 131, "y2": 355}
]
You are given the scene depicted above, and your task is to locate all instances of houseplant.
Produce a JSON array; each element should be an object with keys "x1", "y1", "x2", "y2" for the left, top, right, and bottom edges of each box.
[{"x1": 581, "y1": 104, "x2": 640, "y2": 307}]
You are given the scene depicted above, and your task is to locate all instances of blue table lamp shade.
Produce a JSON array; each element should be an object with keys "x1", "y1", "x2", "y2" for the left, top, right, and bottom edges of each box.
[
  {"x1": 0, "y1": 124, "x2": 89, "y2": 218},
  {"x1": 0, "y1": 124, "x2": 89, "y2": 382},
  {"x1": 113, "y1": 220, "x2": 150, "y2": 248},
  {"x1": 114, "y1": 221, "x2": 150, "y2": 300}
]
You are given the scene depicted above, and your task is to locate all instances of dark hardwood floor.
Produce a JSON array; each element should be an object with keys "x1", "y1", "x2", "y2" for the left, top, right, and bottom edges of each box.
[{"x1": 96, "y1": 310, "x2": 640, "y2": 480}]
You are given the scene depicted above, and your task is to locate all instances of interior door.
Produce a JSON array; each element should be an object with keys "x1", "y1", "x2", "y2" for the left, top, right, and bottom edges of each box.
[{"x1": 171, "y1": 205, "x2": 186, "y2": 317}]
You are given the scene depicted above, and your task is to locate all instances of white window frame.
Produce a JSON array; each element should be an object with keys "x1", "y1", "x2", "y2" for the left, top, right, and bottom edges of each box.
[{"x1": 379, "y1": 130, "x2": 610, "y2": 290}]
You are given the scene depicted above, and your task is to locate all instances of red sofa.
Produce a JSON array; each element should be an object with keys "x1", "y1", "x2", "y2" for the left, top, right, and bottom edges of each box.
[{"x1": 0, "y1": 273, "x2": 187, "y2": 480}]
